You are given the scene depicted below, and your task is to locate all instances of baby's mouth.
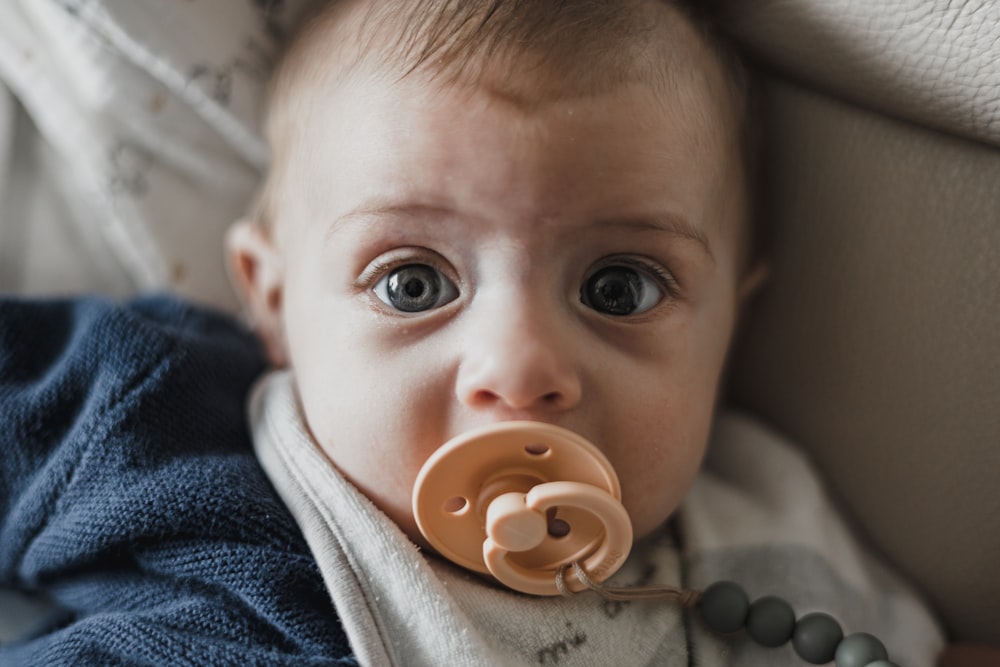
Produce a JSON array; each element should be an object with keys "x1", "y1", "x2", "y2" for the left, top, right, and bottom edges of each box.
[{"x1": 412, "y1": 421, "x2": 632, "y2": 596}]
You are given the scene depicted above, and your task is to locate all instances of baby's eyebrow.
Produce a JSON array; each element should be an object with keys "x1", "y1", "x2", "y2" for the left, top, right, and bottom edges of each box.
[
  {"x1": 328, "y1": 202, "x2": 713, "y2": 261},
  {"x1": 326, "y1": 202, "x2": 452, "y2": 240},
  {"x1": 594, "y1": 216, "x2": 714, "y2": 262}
]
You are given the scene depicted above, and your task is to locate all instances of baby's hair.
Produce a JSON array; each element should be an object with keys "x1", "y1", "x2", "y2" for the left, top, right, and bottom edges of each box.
[{"x1": 254, "y1": 0, "x2": 761, "y2": 264}]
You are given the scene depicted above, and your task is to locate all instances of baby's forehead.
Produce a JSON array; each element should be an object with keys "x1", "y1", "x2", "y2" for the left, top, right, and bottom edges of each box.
[
  {"x1": 273, "y1": 0, "x2": 737, "y2": 119},
  {"x1": 264, "y1": 0, "x2": 754, "y2": 252}
]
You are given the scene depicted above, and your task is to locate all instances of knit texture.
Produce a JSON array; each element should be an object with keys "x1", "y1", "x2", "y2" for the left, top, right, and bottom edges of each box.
[{"x1": 0, "y1": 295, "x2": 356, "y2": 666}]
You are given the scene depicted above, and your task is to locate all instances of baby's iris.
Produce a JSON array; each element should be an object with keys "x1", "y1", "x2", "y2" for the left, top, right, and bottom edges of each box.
[
  {"x1": 374, "y1": 261, "x2": 662, "y2": 316},
  {"x1": 374, "y1": 264, "x2": 458, "y2": 312},
  {"x1": 581, "y1": 266, "x2": 663, "y2": 316}
]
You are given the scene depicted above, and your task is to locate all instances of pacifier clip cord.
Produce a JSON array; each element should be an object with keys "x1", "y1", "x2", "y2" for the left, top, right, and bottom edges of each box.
[{"x1": 556, "y1": 560, "x2": 901, "y2": 667}]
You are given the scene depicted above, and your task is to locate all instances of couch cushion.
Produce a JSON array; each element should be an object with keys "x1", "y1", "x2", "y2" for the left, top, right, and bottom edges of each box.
[
  {"x1": 728, "y1": 79, "x2": 1000, "y2": 644},
  {"x1": 719, "y1": 0, "x2": 1000, "y2": 148}
]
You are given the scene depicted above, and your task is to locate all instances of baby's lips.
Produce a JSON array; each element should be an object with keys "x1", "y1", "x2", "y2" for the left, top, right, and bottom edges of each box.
[{"x1": 411, "y1": 421, "x2": 633, "y2": 596}]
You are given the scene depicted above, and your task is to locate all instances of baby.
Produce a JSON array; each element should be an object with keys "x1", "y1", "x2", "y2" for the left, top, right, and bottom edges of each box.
[
  {"x1": 223, "y1": 0, "x2": 943, "y2": 665},
  {"x1": 228, "y1": 0, "x2": 758, "y2": 554}
]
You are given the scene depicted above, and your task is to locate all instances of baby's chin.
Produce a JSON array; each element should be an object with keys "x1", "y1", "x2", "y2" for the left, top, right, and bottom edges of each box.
[
  {"x1": 626, "y1": 507, "x2": 677, "y2": 542},
  {"x1": 618, "y1": 476, "x2": 695, "y2": 542}
]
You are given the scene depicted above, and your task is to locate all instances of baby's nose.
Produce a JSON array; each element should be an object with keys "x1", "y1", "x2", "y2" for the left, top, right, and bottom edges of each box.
[{"x1": 455, "y1": 306, "x2": 582, "y2": 413}]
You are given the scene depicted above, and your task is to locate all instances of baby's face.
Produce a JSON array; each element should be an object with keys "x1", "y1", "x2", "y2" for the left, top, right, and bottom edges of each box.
[{"x1": 247, "y1": 57, "x2": 748, "y2": 546}]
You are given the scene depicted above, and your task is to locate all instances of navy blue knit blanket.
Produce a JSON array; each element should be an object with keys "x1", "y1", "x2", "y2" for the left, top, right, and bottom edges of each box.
[{"x1": 0, "y1": 295, "x2": 356, "y2": 665}]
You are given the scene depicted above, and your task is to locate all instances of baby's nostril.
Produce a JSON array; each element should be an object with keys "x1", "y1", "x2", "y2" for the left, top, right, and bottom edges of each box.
[{"x1": 471, "y1": 389, "x2": 500, "y2": 405}]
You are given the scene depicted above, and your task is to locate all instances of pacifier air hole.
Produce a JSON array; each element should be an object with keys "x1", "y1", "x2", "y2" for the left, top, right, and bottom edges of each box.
[
  {"x1": 546, "y1": 508, "x2": 571, "y2": 538},
  {"x1": 524, "y1": 443, "x2": 551, "y2": 457},
  {"x1": 443, "y1": 496, "x2": 469, "y2": 514}
]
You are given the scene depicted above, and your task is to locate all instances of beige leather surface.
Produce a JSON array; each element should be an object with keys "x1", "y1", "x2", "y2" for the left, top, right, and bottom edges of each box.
[
  {"x1": 717, "y1": 0, "x2": 1000, "y2": 148},
  {"x1": 727, "y1": 80, "x2": 1000, "y2": 644}
]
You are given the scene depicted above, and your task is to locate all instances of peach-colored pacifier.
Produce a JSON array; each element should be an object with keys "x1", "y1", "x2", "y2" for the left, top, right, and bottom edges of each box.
[{"x1": 412, "y1": 421, "x2": 633, "y2": 596}]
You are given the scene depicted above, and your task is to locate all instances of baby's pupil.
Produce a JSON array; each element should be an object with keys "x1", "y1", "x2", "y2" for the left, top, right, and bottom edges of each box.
[
  {"x1": 403, "y1": 279, "x2": 426, "y2": 298},
  {"x1": 586, "y1": 267, "x2": 641, "y2": 316},
  {"x1": 388, "y1": 265, "x2": 441, "y2": 312}
]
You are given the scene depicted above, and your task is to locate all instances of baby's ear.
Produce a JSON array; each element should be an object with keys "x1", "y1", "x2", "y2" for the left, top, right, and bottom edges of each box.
[
  {"x1": 225, "y1": 220, "x2": 289, "y2": 367},
  {"x1": 738, "y1": 259, "x2": 770, "y2": 304}
]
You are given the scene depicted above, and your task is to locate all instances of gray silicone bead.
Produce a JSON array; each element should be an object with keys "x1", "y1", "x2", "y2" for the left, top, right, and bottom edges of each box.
[
  {"x1": 864, "y1": 662, "x2": 899, "y2": 667},
  {"x1": 835, "y1": 633, "x2": 888, "y2": 667},
  {"x1": 698, "y1": 581, "x2": 749, "y2": 634},
  {"x1": 793, "y1": 612, "x2": 844, "y2": 664},
  {"x1": 746, "y1": 595, "x2": 796, "y2": 647}
]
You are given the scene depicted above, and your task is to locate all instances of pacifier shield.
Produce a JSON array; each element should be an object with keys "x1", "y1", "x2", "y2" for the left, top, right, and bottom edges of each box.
[{"x1": 412, "y1": 421, "x2": 632, "y2": 595}]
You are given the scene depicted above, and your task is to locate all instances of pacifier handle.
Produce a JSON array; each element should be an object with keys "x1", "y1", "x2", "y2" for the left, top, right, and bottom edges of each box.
[
  {"x1": 412, "y1": 421, "x2": 633, "y2": 596},
  {"x1": 484, "y1": 481, "x2": 632, "y2": 595}
]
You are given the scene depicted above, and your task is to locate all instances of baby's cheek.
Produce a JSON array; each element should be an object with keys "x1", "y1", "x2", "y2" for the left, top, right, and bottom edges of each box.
[
  {"x1": 618, "y1": 450, "x2": 704, "y2": 539},
  {"x1": 620, "y1": 477, "x2": 682, "y2": 539}
]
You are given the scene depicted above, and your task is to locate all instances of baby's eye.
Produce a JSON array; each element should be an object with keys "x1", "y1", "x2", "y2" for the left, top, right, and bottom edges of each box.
[
  {"x1": 373, "y1": 263, "x2": 459, "y2": 313},
  {"x1": 580, "y1": 265, "x2": 663, "y2": 316}
]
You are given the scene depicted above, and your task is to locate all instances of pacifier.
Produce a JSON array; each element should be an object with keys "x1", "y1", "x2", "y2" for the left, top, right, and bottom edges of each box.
[{"x1": 412, "y1": 421, "x2": 632, "y2": 596}]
